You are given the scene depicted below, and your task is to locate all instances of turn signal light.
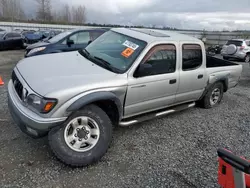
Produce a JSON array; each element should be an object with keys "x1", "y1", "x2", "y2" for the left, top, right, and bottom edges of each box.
[{"x1": 44, "y1": 102, "x2": 55, "y2": 112}]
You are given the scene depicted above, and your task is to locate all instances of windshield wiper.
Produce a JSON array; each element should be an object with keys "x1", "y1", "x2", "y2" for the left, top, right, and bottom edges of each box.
[
  {"x1": 93, "y1": 56, "x2": 111, "y2": 66},
  {"x1": 81, "y1": 49, "x2": 90, "y2": 58},
  {"x1": 93, "y1": 56, "x2": 120, "y2": 73}
]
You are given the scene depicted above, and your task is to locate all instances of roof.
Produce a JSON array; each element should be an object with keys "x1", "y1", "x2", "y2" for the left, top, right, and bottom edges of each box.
[
  {"x1": 230, "y1": 39, "x2": 246, "y2": 41},
  {"x1": 68, "y1": 28, "x2": 109, "y2": 33},
  {"x1": 111, "y1": 28, "x2": 201, "y2": 43}
]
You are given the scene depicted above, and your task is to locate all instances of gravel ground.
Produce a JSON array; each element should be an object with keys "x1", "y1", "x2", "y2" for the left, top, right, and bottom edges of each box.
[{"x1": 1, "y1": 51, "x2": 250, "y2": 188}]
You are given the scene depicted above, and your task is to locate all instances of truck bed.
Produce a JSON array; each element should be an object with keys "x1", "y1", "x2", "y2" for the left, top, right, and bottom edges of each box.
[
  {"x1": 205, "y1": 55, "x2": 242, "y2": 89},
  {"x1": 206, "y1": 55, "x2": 239, "y2": 68}
]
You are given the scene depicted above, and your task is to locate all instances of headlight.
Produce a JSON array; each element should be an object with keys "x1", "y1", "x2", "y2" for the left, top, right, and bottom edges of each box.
[
  {"x1": 27, "y1": 94, "x2": 57, "y2": 113},
  {"x1": 28, "y1": 47, "x2": 46, "y2": 55}
]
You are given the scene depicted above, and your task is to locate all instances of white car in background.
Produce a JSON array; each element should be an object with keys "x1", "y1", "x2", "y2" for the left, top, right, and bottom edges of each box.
[{"x1": 221, "y1": 39, "x2": 250, "y2": 63}]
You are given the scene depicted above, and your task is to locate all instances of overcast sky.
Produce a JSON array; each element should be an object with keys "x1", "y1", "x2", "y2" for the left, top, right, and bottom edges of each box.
[{"x1": 26, "y1": 0, "x2": 250, "y2": 31}]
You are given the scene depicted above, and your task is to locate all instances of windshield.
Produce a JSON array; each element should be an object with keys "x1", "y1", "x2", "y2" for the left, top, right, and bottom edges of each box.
[
  {"x1": 226, "y1": 40, "x2": 243, "y2": 46},
  {"x1": 43, "y1": 32, "x2": 50, "y2": 37},
  {"x1": 23, "y1": 31, "x2": 34, "y2": 35},
  {"x1": 83, "y1": 30, "x2": 147, "y2": 73},
  {"x1": 48, "y1": 31, "x2": 72, "y2": 43},
  {"x1": 34, "y1": 31, "x2": 42, "y2": 35},
  {"x1": 0, "y1": 33, "x2": 5, "y2": 39}
]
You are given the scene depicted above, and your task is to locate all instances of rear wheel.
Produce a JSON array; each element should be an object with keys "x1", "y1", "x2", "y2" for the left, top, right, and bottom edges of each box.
[
  {"x1": 48, "y1": 104, "x2": 113, "y2": 167},
  {"x1": 199, "y1": 82, "x2": 224, "y2": 109}
]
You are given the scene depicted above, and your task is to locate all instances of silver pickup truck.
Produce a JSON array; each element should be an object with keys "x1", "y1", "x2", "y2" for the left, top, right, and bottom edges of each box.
[{"x1": 8, "y1": 28, "x2": 242, "y2": 167}]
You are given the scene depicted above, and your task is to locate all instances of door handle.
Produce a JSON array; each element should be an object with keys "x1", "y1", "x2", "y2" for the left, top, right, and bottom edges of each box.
[
  {"x1": 131, "y1": 85, "x2": 146, "y2": 88},
  {"x1": 198, "y1": 74, "x2": 203, "y2": 79},
  {"x1": 169, "y1": 79, "x2": 177, "y2": 84}
]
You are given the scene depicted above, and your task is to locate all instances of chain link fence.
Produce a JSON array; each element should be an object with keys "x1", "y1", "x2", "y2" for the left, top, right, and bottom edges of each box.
[{"x1": 1, "y1": 21, "x2": 250, "y2": 47}]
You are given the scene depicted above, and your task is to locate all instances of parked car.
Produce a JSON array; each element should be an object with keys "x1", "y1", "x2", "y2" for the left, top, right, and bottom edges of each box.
[
  {"x1": 24, "y1": 28, "x2": 109, "y2": 58},
  {"x1": 8, "y1": 28, "x2": 242, "y2": 167},
  {"x1": 23, "y1": 30, "x2": 55, "y2": 46},
  {"x1": 0, "y1": 32, "x2": 24, "y2": 50},
  {"x1": 221, "y1": 39, "x2": 250, "y2": 62},
  {"x1": 21, "y1": 30, "x2": 36, "y2": 46}
]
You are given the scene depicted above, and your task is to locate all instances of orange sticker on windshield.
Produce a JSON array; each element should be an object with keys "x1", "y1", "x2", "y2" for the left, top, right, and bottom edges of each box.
[{"x1": 121, "y1": 48, "x2": 134, "y2": 58}]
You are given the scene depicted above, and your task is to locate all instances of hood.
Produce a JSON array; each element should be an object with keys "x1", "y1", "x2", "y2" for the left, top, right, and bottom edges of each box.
[
  {"x1": 26, "y1": 41, "x2": 50, "y2": 49},
  {"x1": 16, "y1": 51, "x2": 125, "y2": 97}
]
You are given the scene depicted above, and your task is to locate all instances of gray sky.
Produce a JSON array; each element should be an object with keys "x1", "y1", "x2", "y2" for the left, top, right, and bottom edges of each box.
[{"x1": 26, "y1": 0, "x2": 250, "y2": 31}]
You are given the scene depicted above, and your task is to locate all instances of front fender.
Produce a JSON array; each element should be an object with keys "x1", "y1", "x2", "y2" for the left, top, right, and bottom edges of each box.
[{"x1": 66, "y1": 91, "x2": 123, "y2": 119}]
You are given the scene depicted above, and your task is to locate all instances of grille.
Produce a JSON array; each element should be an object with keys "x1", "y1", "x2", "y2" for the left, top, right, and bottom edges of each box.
[{"x1": 12, "y1": 71, "x2": 23, "y2": 100}]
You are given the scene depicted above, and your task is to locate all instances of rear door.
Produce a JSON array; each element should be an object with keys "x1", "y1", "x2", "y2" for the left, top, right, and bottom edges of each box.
[
  {"x1": 12, "y1": 33, "x2": 22, "y2": 47},
  {"x1": 3, "y1": 33, "x2": 14, "y2": 49},
  {"x1": 175, "y1": 43, "x2": 207, "y2": 104}
]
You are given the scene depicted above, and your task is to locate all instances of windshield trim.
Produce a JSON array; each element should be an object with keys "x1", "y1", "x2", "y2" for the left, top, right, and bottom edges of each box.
[{"x1": 79, "y1": 30, "x2": 148, "y2": 74}]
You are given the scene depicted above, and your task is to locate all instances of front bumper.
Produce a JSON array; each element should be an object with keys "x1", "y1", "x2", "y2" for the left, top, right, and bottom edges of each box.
[{"x1": 8, "y1": 80, "x2": 67, "y2": 138}]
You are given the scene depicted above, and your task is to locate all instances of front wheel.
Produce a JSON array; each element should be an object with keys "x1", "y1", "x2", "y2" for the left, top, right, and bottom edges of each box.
[
  {"x1": 198, "y1": 82, "x2": 224, "y2": 109},
  {"x1": 48, "y1": 104, "x2": 113, "y2": 167}
]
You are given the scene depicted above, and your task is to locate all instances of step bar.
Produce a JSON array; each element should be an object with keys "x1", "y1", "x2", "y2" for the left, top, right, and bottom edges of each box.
[{"x1": 119, "y1": 102, "x2": 195, "y2": 126}]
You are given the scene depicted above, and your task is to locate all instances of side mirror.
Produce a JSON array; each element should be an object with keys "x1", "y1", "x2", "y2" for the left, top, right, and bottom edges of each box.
[
  {"x1": 87, "y1": 40, "x2": 92, "y2": 45},
  {"x1": 67, "y1": 39, "x2": 74, "y2": 46},
  {"x1": 134, "y1": 63, "x2": 152, "y2": 77}
]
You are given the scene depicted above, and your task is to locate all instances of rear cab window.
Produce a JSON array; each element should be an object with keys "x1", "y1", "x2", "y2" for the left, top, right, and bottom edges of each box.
[{"x1": 226, "y1": 40, "x2": 243, "y2": 46}]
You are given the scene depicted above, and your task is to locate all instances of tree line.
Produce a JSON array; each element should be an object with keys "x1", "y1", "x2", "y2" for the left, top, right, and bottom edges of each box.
[
  {"x1": 0, "y1": 0, "x2": 179, "y2": 30},
  {"x1": 0, "y1": 0, "x2": 86, "y2": 24}
]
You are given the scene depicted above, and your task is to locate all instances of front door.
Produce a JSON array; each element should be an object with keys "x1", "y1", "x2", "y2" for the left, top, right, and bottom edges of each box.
[
  {"x1": 175, "y1": 43, "x2": 207, "y2": 103},
  {"x1": 124, "y1": 44, "x2": 179, "y2": 118}
]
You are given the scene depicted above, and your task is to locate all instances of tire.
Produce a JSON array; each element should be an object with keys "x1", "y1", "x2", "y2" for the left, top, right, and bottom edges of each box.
[
  {"x1": 48, "y1": 104, "x2": 113, "y2": 167},
  {"x1": 245, "y1": 54, "x2": 250, "y2": 63},
  {"x1": 223, "y1": 56, "x2": 229, "y2": 60},
  {"x1": 199, "y1": 82, "x2": 224, "y2": 109}
]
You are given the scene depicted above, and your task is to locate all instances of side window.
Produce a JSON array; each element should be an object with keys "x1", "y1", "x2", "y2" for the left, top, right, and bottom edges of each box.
[
  {"x1": 62, "y1": 33, "x2": 78, "y2": 44},
  {"x1": 69, "y1": 33, "x2": 78, "y2": 43},
  {"x1": 76, "y1": 32, "x2": 90, "y2": 44},
  {"x1": 182, "y1": 44, "x2": 202, "y2": 71},
  {"x1": 5, "y1": 33, "x2": 13, "y2": 39},
  {"x1": 245, "y1": 41, "x2": 250, "y2": 46},
  {"x1": 142, "y1": 44, "x2": 176, "y2": 76},
  {"x1": 13, "y1": 33, "x2": 20, "y2": 38}
]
